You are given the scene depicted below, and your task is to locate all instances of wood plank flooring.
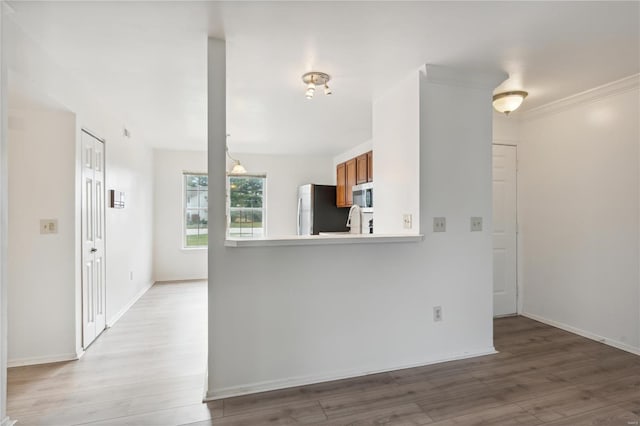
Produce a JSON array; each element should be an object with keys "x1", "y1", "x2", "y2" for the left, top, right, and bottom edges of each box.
[
  {"x1": 8, "y1": 281, "x2": 214, "y2": 425},
  {"x1": 8, "y1": 281, "x2": 640, "y2": 425}
]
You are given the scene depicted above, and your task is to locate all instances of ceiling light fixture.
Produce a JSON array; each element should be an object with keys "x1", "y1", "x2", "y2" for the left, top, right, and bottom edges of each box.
[
  {"x1": 226, "y1": 134, "x2": 247, "y2": 175},
  {"x1": 302, "y1": 71, "x2": 332, "y2": 99},
  {"x1": 492, "y1": 91, "x2": 528, "y2": 115},
  {"x1": 305, "y1": 82, "x2": 316, "y2": 99}
]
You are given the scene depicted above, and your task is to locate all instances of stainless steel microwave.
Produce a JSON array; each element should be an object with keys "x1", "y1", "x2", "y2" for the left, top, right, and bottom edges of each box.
[{"x1": 352, "y1": 182, "x2": 373, "y2": 213}]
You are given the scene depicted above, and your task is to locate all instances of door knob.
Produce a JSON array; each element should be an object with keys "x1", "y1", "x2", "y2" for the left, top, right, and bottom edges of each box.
[{"x1": 90, "y1": 248, "x2": 97, "y2": 253}]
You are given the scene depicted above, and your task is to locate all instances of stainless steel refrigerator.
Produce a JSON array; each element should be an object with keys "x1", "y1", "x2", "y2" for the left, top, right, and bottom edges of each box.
[{"x1": 297, "y1": 184, "x2": 350, "y2": 235}]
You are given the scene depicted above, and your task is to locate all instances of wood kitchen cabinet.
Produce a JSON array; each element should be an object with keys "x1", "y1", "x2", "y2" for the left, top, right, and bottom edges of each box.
[
  {"x1": 336, "y1": 162, "x2": 347, "y2": 207},
  {"x1": 345, "y1": 158, "x2": 356, "y2": 206},
  {"x1": 336, "y1": 151, "x2": 373, "y2": 206},
  {"x1": 356, "y1": 154, "x2": 368, "y2": 184},
  {"x1": 336, "y1": 158, "x2": 357, "y2": 207}
]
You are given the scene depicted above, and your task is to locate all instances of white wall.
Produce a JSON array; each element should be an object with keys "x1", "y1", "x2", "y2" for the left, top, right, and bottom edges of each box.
[
  {"x1": 230, "y1": 153, "x2": 334, "y2": 236},
  {"x1": 154, "y1": 149, "x2": 208, "y2": 282},
  {"x1": 5, "y1": 15, "x2": 155, "y2": 362},
  {"x1": 7, "y1": 100, "x2": 77, "y2": 365},
  {"x1": 518, "y1": 76, "x2": 640, "y2": 353},
  {"x1": 104, "y1": 128, "x2": 154, "y2": 327},
  {"x1": 209, "y1": 39, "x2": 506, "y2": 399},
  {"x1": 493, "y1": 111, "x2": 520, "y2": 143},
  {"x1": 373, "y1": 71, "x2": 421, "y2": 234}
]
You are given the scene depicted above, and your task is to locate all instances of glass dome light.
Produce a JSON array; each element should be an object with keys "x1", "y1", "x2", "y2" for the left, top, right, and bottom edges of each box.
[{"x1": 493, "y1": 91, "x2": 528, "y2": 115}]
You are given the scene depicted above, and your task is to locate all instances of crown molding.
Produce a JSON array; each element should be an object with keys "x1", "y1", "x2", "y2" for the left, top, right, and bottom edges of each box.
[
  {"x1": 422, "y1": 64, "x2": 508, "y2": 90},
  {"x1": 522, "y1": 74, "x2": 640, "y2": 121}
]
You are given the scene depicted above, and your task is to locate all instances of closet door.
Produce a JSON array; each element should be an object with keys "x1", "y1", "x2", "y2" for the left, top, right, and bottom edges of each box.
[
  {"x1": 81, "y1": 130, "x2": 106, "y2": 349},
  {"x1": 493, "y1": 144, "x2": 518, "y2": 316}
]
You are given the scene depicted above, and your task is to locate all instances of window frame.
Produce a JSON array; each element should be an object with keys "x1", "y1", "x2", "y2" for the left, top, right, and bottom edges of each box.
[
  {"x1": 182, "y1": 172, "x2": 209, "y2": 250},
  {"x1": 226, "y1": 173, "x2": 267, "y2": 239}
]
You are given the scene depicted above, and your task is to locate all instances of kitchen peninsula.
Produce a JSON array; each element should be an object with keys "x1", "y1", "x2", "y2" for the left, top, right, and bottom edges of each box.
[
  {"x1": 224, "y1": 233, "x2": 423, "y2": 247},
  {"x1": 209, "y1": 37, "x2": 505, "y2": 401}
]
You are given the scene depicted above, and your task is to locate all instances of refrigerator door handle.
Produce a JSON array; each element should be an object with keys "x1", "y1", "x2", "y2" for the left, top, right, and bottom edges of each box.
[{"x1": 296, "y1": 197, "x2": 302, "y2": 235}]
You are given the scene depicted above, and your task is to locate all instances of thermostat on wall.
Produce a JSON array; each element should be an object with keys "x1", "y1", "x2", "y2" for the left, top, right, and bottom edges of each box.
[{"x1": 109, "y1": 190, "x2": 125, "y2": 209}]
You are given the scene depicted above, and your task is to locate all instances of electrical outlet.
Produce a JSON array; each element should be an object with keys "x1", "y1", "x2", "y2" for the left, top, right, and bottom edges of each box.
[
  {"x1": 433, "y1": 217, "x2": 446, "y2": 232},
  {"x1": 433, "y1": 306, "x2": 443, "y2": 322},
  {"x1": 470, "y1": 217, "x2": 483, "y2": 232},
  {"x1": 403, "y1": 214, "x2": 412, "y2": 229},
  {"x1": 40, "y1": 219, "x2": 58, "y2": 234}
]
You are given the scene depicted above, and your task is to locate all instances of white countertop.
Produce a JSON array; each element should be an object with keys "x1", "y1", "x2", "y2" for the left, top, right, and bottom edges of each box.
[{"x1": 224, "y1": 233, "x2": 424, "y2": 247}]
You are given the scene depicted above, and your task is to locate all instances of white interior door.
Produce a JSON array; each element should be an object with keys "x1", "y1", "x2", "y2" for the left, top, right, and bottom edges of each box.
[
  {"x1": 492, "y1": 144, "x2": 517, "y2": 316},
  {"x1": 82, "y1": 130, "x2": 106, "y2": 349}
]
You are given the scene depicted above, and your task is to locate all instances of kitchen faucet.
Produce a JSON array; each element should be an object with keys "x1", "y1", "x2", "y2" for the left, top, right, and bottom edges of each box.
[{"x1": 346, "y1": 205, "x2": 362, "y2": 234}]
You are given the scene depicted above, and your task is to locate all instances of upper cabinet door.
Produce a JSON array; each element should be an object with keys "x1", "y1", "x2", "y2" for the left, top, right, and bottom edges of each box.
[
  {"x1": 336, "y1": 162, "x2": 347, "y2": 207},
  {"x1": 346, "y1": 158, "x2": 356, "y2": 205},
  {"x1": 367, "y1": 151, "x2": 373, "y2": 182},
  {"x1": 356, "y1": 154, "x2": 368, "y2": 184}
]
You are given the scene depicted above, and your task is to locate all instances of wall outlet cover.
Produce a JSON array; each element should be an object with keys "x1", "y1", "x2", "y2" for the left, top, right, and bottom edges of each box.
[
  {"x1": 433, "y1": 217, "x2": 446, "y2": 232},
  {"x1": 403, "y1": 214, "x2": 412, "y2": 229},
  {"x1": 470, "y1": 217, "x2": 483, "y2": 232},
  {"x1": 433, "y1": 306, "x2": 443, "y2": 322}
]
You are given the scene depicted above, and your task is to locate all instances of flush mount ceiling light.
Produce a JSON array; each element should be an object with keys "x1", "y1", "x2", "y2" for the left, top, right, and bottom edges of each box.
[
  {"x1": 226, "y1": 134, "x2": 247, "y2": 175},
  {"x1": 493, "y1": 91, "x2": 528, "y2": 115},
  {"x1": 302, "y1": 71, "x2": 332, "y2": 99}
]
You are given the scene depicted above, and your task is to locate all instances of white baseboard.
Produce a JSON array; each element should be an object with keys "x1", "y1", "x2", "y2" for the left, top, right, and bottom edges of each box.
[
  {"x1": 1, "y1": 416, "x2": 17, "y2": 426},
  {"x1": 107, "y1": 280, "x2": 154, "y2": 328},
  {"x1": 204, "y1": 347, "x2": 498, "y2": 401},
  {"x1": 521, "y1": 312, "x2": 640, "y2": 356},
  {"x1": 8, "y1": 352, "x2": 78, "y2": 368},
  {"x1": 154, "y1": 278, "x2": 207, "y2": 284},
  {"x1": 9, "y1": 282, "x2": 154, "y2": 368}
]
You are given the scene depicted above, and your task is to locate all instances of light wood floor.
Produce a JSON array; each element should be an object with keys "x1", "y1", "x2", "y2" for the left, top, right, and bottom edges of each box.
[{"x1": 8, "y1": 281, "x2": 640, "y2": 425}]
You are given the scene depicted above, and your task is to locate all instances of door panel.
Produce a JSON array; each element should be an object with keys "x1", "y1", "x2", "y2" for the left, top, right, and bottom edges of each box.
[
  {"x1": 345, "y1": 158, "x2": 356, "y2": 206},
  {"x1": 356, "y1": 154, "x2": 368, "y2": 184},
  {"x1": 83, "y1": 259, "x2": 95, "y2": 344},
  {"x1": 93, "y1": 139, "x2": 106, "y2": 333},
  {"x1": 82, "y1": 130, "x2": 106, "y2": 349},
  {"x1": 492, "y1": 145, "x2": 517, "y2": 316},
  {"x1": 336, "y1": 163, "x2": 346, "y2": 207},
  {"x1": 85, "y1": 178, "x2": 93, "y2": 241}
]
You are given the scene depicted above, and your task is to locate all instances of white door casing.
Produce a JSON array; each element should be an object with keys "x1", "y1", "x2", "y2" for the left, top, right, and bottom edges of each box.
[
  {"x1": 81, "y1": 130, "x2": 106, "y2": 349},
  {"x1": 492, "y1": 144, "x2": 518, "y2": 316}
]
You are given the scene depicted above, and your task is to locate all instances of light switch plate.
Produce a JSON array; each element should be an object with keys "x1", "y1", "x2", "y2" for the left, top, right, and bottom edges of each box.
[
  {"x1": 470, "y1": 217, "x2": 483, "y2": 232},
  {"x1": 40, "y1": 219, "x2": 58, "y2": 234},
  {"x1": 403, "y1": 214, "x2": 412, "y2": 229},
  {"x1": 433, "y1": 217, "x2": 446, "y2": 232}
]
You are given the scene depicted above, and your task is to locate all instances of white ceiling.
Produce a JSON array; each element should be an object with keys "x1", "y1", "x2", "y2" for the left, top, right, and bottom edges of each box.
[{"x1": 6, "y1": 1, "x2": 639, "y2": 155}]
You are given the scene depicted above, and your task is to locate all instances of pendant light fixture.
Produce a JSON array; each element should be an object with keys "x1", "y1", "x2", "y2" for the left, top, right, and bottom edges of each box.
[
  {"x1": 302, "y1": 71, "x2": 332, "y2": 99},
  {"x1": 226, "y1": 134, "x2": 247, "y2": 175},
  {"x1": 493, "y1": 91, "x2": 528, "y2": 115}
]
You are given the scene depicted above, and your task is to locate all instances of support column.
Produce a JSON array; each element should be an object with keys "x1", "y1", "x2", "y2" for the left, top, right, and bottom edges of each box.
[
  {"x1": 206, "y1": 37, "x2": 226, "y2": 400},
  {"x1": 0, "y1": 1, "x2": 14, "y2": 424}
]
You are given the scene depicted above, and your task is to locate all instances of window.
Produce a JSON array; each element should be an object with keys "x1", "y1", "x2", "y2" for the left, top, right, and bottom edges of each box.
[
  {"x1": 184, "y1": 173, "x2": 208, "y2": 247},
  {"x1": 227, "y1": 175, "x2": 266, "y2": 238}
]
